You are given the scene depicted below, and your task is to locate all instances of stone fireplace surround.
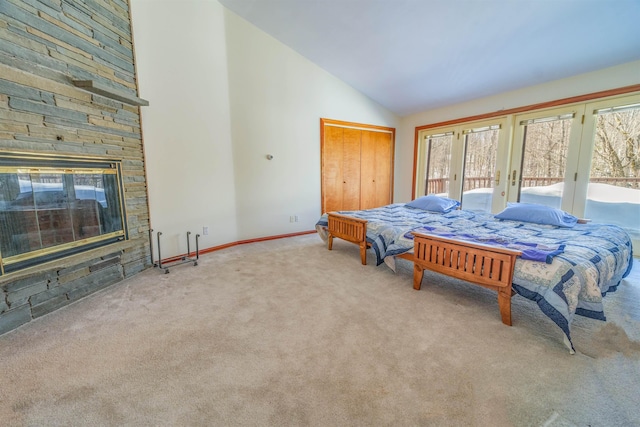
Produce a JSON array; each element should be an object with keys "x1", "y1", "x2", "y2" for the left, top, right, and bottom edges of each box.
[{"x1": 0, "y1": 0, "x2": 151, "y2": 334}]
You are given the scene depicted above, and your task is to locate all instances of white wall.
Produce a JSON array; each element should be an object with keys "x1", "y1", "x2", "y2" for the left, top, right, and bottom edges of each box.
[
  {"x1": 130, "y1": 0, "x2": 398, "y2": 257},
  {"x1": 131, "y1": 0, "x2": 238, "y2": 258},
  {"x1": 223, "y1": 9, "x2": 397, "y2": 239},
  {"x1": 395, "y1": 60, "x2": 640, "y2": 203}
]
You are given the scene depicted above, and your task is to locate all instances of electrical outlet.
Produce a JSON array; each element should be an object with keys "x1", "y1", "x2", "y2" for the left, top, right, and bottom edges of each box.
[
  {"x1": 203, "y1": 226, "x2": 209, "y2": 235},
  {"x1": 295, "y1": 215, "x2": 299, "y2": 222},
  {"x1": 289, "y1": 216, "x2": 295, "y2": 223}
]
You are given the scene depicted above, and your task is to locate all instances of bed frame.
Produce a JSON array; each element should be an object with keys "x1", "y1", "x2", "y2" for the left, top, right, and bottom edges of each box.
[{"x1": 325, "y1": 212, "x2": 521, "y2": 325}]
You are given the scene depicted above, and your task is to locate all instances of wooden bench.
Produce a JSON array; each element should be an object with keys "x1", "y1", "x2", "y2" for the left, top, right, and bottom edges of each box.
[
  {"x1": 412, "y1": 232, "x2": 521, "y2": 326},
  {"x1": 327, "y1": 212, "x2": 370, "y2": 265}
]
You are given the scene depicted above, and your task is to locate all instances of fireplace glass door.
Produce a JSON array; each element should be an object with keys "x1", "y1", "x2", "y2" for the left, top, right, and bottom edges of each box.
[{"x1": 0, "y1": 153, "x2": 127, "y2": 274}]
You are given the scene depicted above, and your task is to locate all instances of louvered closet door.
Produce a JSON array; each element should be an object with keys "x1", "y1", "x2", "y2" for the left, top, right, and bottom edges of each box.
[
  {"x1": 360, "y1": 130, "x2": 392, "y2": 209},
  {"x1": 322, "y1": 126, "x2": 361, "y2": 213}
]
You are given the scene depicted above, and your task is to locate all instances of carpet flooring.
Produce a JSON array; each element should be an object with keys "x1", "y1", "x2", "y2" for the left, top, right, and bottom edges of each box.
[{"x1": 1, "y1": 234, "x2": 639, "y2": 426}]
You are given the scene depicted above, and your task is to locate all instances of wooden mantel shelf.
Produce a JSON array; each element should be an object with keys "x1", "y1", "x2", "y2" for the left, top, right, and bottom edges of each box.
[{"x1": 72, "y1": 80, "x2": 149, "y2": 106}]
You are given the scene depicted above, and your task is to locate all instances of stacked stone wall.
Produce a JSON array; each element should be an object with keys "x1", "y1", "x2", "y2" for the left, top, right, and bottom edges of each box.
[{"x1": 0, "y1": 0, "x2": 151, "y2": 335}]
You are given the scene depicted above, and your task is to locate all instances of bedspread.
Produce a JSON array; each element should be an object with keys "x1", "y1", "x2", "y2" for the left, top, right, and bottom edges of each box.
[{"x1": 316, "y1": 204, "x2": 634, "y2": 351}]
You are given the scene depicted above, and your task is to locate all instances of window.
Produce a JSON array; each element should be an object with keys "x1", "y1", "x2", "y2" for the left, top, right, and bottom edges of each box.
[
  {"x1": 422, "y1": 132, "x2": 453, "y2": 196},
  {"x1": 461, "y1": 125, "x2": 501, "y2": 212},
  {"x1": 414, "y1": 91, "x2": 640, "y2": 249},
  {"x1": 510, "y1": 112, "x2": 577, "y2": 209},
  {"x1": 0, "y1": 153, "x2": 127, "y2": 274},
  {"x1": 416, "y1": 119, "x2": 507, "y2": 213},
  {"x1": 578, "y1": 98, "x2": 640, "y2": 244}
]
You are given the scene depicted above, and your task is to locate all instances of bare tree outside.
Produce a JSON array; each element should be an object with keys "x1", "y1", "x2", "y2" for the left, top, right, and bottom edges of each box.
[
  {"x1": 424, "y1": 134, "x2": 453, "y2": 195},
  {"x1": 520, "y1": 118, "x2": 571, "y2": 190},
  {"x1": 591, "y1": 108, "x2": 640, "y2": 189},
  {"x1": 460, "y1": 128, "x2": 499, "y2": 212},
  {"x1": 585, "y1": 106, "x2": 640, "y2": 234},
  {"x1": 463, "y1": 129, "x2": 499, "y2": 189}
]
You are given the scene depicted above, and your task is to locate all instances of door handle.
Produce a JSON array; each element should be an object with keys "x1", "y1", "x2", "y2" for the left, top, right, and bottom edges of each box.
[
  {"x1": 511, "y1": 170, "x2": 517, "y2": 186},
  {"x1": 495, "y1": 170, "x2": 500, "y2": 186}
]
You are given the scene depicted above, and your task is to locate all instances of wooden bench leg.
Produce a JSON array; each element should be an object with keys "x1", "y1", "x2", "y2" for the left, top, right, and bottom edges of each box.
[
  {"x1": 359, "y1": 242, "x2": 367, "y2": 265},
  {"x1": 497, "y1": 287, "x2": 512, "y2": 326},
  {"x1": 413, "y1": 264, "x2": 424, "y2": 290}
]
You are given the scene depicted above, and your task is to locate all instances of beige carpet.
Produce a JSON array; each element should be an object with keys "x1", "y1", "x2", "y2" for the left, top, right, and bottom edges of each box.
[{"x1": 1, "y1": 234, "x2": 639, "y2": 426}]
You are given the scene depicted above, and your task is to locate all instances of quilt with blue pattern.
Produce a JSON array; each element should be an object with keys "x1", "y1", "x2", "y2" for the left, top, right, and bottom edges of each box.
[{"x1": 316, "y1": 204, "x2": 633, "y2": 352}]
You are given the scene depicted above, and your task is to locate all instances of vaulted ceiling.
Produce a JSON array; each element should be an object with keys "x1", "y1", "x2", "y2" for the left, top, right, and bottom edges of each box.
[{"x1": 218, "y1": 0, "x2": 640, "y2": 116}]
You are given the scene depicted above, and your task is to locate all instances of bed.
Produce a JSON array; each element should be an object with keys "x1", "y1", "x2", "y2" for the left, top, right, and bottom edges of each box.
[{"x1": 315, "y1": 203, "x2": 634, "y2": 353}]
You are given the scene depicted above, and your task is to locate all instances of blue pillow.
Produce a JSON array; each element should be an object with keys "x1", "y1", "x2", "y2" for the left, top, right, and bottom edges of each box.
[
  {"x1": 406, "y1": 195, "x2": 460, "y2": 213},
  {"x1": 495, "y1": 203, "x2": 578, "y2": 228}
]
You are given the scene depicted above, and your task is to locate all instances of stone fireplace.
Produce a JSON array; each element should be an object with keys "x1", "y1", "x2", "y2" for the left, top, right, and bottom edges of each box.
[{"x1": 0, "y1": 0, "x2": 151, "y2": 334}]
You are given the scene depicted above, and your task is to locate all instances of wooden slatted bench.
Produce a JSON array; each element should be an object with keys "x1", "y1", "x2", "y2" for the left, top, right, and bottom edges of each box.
[
  {"x1": 327, "y1": 212, "x2": 370, "y2": 265},
  {"x1": 412, "y1": 232, "x2": 521, "y2": 326}
]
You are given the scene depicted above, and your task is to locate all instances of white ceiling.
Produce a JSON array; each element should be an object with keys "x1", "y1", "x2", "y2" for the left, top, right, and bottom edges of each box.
[{"x1": 218, "y1": 0, "x2": 640, "y2": 117}]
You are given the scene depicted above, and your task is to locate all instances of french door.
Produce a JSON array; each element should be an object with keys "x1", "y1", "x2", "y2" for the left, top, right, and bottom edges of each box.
[
  {"x1": 460, "y1": 124, "x2": 503, "y2": 212},
  {"x1": 578, "y1": 96, "x2": 640, "y2": 246},
  {"x1": 415, "y1": 94, "x2": 640, "y2": 239},
  {"x1": 416, "y1": 118, "x2": 509, "y2": 213},
  {"x1": 506, "y1": 95, "x2": 640, "y2": 247},
  {"x1": 415, "y1": 93, "x2": 639, "y2": 248},
  {"x1": 507, "y1": 106, "x2": 584, "y2": 212}
]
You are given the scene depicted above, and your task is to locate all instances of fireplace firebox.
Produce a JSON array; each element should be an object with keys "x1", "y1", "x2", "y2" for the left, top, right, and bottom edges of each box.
[{"x1": 0, "y1": 152, "x2": 128, "y2": 275}]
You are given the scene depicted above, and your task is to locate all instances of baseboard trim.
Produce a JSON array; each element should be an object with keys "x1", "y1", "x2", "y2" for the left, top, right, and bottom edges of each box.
[{"x1": 159, "y1": 230, "x2": 318, "y2": 264}]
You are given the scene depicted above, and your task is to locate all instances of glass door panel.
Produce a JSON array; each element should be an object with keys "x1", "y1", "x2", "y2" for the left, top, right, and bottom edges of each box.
[
  {"x1": 30, "y1": 173, "x2": 75, "y2": 249},
  {"x1": 584, "y1": 103, "x2": 640, "y2": 239},
  {"x1": 513, "y1": 114, "x2": 574, "y2": 209},
  {"x1": 460, "y1": 126, "x2": 500, "y2": 212},
  {"x1": 424, "y1": 133, "x2": 453, "y2": 196}
]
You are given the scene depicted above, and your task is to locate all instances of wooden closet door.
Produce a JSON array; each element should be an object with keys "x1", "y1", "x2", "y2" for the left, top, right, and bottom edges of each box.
[
  {"x1": 341, "y1": 128, "x2": 362, "y2": 210},
  {"x1": 360, "y1": 130, "x2": 393, "y2": 209},
  {"x1": 322, "y1": 126, "x2": 361, "y2": 213}
]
